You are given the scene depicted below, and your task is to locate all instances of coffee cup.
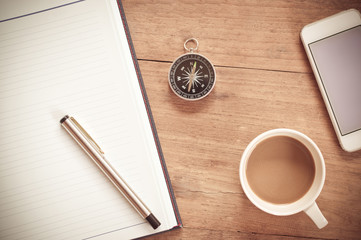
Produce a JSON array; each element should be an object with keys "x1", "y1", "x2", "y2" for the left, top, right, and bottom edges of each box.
[{"x1": 239, "y1": 129, "x2": 328, "y2": 229}]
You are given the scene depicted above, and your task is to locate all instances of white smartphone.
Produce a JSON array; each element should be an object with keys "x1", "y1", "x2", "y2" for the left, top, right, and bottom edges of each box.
[{"x1": 301, "y1": 9, "x2": 361, "y2": 152}]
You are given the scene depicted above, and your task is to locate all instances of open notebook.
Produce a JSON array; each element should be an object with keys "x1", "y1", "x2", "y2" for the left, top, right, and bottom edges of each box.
[{"x1": 0, "y1": 0, "x2": 182, "y2": 239}]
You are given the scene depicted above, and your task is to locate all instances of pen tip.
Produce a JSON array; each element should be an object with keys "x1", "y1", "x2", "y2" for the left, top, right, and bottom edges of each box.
[{"x1": 60, "y1": 115, "x2": 69, "y2": 124}]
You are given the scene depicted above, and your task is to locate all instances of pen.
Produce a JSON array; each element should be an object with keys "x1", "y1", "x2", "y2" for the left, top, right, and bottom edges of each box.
[{"x1": 60, "y1": 115, "x2": 161, "y2": 230}]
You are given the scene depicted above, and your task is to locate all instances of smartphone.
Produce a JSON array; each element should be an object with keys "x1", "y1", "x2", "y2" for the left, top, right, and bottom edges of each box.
[{"x1": 301, "y1": 9, "x2": 361, "y2": 152}]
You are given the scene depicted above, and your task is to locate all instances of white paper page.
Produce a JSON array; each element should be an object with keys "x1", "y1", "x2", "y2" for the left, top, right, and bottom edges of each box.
[{"x1": 0, "y1": 0, "x2": 178, "y2": 239}]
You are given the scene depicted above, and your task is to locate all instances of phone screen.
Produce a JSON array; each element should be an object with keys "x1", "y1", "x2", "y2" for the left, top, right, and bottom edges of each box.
[{"x1": 309, "y1": 25, "x2": 361, "y2": 136}]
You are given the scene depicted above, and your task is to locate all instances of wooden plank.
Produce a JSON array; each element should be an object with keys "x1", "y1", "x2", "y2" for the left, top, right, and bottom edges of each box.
[{"x1": 122, "y1": 0, "x2": 361, "y2": 73}]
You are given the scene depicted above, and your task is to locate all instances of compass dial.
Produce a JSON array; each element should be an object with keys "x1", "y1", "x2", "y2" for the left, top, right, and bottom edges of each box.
[{"x1": 169, "y1": 53, "x2": 216, "y2": 100}]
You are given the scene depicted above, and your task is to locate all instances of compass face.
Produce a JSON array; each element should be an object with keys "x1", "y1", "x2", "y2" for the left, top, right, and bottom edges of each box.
[{"x1": 169, "y1": 53, "x2": 216, "y2": 100}]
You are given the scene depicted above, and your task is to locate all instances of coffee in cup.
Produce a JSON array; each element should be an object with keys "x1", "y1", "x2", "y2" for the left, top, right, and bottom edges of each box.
[
  {"x1": 246, "y1": 135, "x2": 315, "y2": 204},
  {"x1": 240, "y1": 129, "x2": 328, "y2": 229}
]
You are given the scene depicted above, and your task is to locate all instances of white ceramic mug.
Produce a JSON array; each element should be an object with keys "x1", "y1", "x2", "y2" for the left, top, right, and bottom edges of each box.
[{"x1": 239, "y1": 129, "x2": 328, "y2": 229}]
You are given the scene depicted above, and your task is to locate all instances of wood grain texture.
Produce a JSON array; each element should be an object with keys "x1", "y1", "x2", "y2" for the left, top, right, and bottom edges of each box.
[
  {"x1": 123, "y1": 0, "x2": 361, "y2": 73},
  {"x1": 121, "y1": 1, "x2": 361, "y2": 239}
]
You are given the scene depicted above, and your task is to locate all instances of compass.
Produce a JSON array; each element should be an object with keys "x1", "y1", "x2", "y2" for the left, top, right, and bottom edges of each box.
[{"x1": 168, "y1": 38, "x2": 216, "y2": 100}]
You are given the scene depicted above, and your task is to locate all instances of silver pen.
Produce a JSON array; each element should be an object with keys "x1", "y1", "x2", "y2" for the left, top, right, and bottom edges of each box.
[{"x1": 60, "y1": 115, "x2": 161, "y2": 229}]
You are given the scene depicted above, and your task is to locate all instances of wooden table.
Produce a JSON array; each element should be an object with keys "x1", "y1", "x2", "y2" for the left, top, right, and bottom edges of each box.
[{"x1": 122, "y1": 1, "x2": 361, "y2": 239}]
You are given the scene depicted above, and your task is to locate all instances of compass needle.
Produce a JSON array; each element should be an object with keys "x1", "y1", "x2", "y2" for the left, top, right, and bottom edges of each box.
[{"x1": 188, "y1": 61, "x2": 197, "y2": 92}]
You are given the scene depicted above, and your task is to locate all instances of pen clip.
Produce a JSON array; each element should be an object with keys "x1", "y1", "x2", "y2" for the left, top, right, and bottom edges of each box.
[{"x1": 70, "y1": 117, "x2": 105, "y2": 155}]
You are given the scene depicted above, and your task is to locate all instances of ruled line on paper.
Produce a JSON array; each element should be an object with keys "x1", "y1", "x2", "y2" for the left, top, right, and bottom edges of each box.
[
  {"x1": 0, "y1": 10, "x2": 93, "y2": 42},
  {"x1": 1, "y1": 198, "x2": 142, "y2": 240},
  {"x1": 0, "y1": 41, "x2": 106, "y2": 80},
  {"x1": 0, "y1": 14, "x2": 99, "y2": 54},
  {"x1": 82, "y1": 222, "x2": 147, "y2": 240},
  {"x1": 0, "y1": 81, "x2": 126, "y2": 122},
  {"x1": 0, "y1": 116, "x2": 130, "y2": 153},
  {"x1": 1, "y1": 198, "x2": 111, "y2": 232},
  {"x1": 0, "y1": 152, "x2": 136, "y2": 199}
]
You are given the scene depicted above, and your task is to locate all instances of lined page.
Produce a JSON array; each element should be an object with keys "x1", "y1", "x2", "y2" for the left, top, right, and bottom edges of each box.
[{"x1": 0, "y1": 0, "x2": 177, "y2": 239}]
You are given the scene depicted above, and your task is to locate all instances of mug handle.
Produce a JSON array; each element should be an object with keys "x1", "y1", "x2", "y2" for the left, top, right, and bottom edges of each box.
[{"x1": 304, "y1": 202, "x2": 328, "y2": 229}]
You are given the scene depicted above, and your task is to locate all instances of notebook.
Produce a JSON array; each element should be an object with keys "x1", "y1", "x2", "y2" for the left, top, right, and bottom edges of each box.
[{"x1": 0, "y1": 0, "x2": 182, "y2": 239}]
